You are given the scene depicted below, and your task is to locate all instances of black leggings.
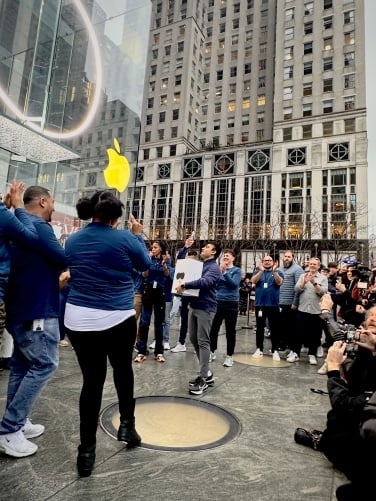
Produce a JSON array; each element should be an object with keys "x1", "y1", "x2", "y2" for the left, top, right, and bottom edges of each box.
[{"x1": 67, "y1": 316, "x2": 137, "y2": 447}]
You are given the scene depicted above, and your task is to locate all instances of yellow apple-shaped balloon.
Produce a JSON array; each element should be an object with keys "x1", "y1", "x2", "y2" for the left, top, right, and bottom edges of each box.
[{"x1": 103, "y1": 138, "x2": 130, "y2": 192}]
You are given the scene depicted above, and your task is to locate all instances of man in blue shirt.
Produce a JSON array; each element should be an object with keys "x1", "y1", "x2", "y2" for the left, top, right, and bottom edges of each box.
[
  {"x1": 0, "y1": 186, "x2": 66, "y2": 458},
  {"x1": 251, "y1": 255, "x2": 284, "y2": 361}
]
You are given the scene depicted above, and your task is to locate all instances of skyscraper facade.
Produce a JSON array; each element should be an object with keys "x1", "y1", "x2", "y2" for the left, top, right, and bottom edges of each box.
[{"x1": 128, "y1": 0, "x2": 367, "y2": 268}]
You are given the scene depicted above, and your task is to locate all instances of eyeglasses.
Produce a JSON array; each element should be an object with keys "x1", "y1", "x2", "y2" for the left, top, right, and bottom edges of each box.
[{"x1": 263, "y1": 259, "x2": 273, "y2": 262}]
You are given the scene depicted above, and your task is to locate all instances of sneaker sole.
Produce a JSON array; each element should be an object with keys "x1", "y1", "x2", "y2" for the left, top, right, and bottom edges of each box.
[{"x1": 189, "y1": 385, "x2": 209, "y2": 395}]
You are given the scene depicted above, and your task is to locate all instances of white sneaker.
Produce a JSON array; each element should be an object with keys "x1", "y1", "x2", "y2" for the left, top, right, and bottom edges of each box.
[
  {"x1": 301, "y1": 347, "x2": 309, "y2": 354},
  {"x1": 171, "y1": 342, "x2": 186, "y2": 353},
  {"x1": 272, "y1": 351, "x2": 280, "y2": 362},
  {"x1": 286, "y1": 352, "x2": 299, "y2": 363},
  {"x1": 251, "y1": 348, "x2": 263, "y2": 359},
  {"x1": 163, "y1": 342, "x2": 170, "y2": 350},
  {"x1": 149, "y1": 341, "x2": 156, "y2": 350},
  {"x1": 317, "y1": 361, "x2": 328, "y2": 375},
  {"x1": 223, "y1": 356, "x2": 233, "y2": 367},
  {"x1": 0, "y1": 429, "x2": 38, "y2": 458},
  {"x1": 209, "y1": 352, "x2": 216, "y2": 362},
  {"x1": 316, "y1": 346, "x2": 324, "y2": 358},
  {"x1": 22, "y1": 418, "x2": 45, "y2": 439},
  {"x1": 309, "y1": 355, "x2": 318, "y2": 365}
]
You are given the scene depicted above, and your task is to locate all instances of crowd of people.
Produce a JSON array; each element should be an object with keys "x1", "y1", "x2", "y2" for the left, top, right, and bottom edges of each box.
[{"x1": 0, "y1": 182, "x2": 376, "y2": 497}]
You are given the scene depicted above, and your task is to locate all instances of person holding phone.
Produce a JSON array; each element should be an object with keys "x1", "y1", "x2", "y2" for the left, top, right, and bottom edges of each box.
[{"x1": 134, "y1": 240, "x2": 172, "y2": 363}]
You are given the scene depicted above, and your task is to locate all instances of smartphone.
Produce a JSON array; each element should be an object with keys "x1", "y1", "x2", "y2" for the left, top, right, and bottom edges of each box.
[{"x1": 336, "y1": 277, "x2": 342, "y2": 284}]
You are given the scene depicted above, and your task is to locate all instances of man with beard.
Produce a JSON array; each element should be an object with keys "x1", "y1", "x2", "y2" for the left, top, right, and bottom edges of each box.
[
  {"x1": 278, "y1": 251, "x2": 304, "y2": 358},
  {"x1": 251, "y1": 255, "x2": 284, "y2": 361}
]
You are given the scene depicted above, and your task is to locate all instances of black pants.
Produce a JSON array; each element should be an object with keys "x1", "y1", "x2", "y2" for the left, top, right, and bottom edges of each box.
[
  {"x1": 254, "y1": 306, "x2": 280, "y2": 352},
  {"x1": 279, "y1": 304, "x2": 297, "y2": 350},
  {"x1": 138, "y1": 285, "x2": 165, "y2": 356},
  {"x1": 210, "y1": 301, "x2": 238, "y2": 356},
  {"x1": 295, "y1": 311, "x2": 322, "y2": 356},
  {"x1": 67, "y1": 316, "x2": 137, "y2": 447}
]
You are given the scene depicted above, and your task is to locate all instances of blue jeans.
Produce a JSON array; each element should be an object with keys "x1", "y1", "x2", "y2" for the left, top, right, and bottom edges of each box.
[
  {"x1": 0, "y1": 318, "x2": 59, "y2": 434},
  {"x1": 162, "y1": 301, "x2": 172, "y2": 343}
]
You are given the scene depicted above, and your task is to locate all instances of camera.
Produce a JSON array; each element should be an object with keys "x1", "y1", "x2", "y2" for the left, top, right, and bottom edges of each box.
[{"x1": 344, "y1": 324, "x2": 361, "y2": 354}]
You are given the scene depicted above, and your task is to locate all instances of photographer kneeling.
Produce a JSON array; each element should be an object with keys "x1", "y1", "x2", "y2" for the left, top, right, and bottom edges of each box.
[{"x1": 294, "y1": 306, "x2": 376, "y2": 500}]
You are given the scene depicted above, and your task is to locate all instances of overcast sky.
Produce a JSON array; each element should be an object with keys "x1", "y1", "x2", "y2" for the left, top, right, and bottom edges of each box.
[{"x1": 365, "y1": 0, "x2": 375, "y2": 234}]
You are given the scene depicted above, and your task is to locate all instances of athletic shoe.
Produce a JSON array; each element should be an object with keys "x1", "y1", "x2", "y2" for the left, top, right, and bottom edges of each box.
[
  {"x1": 223, "y1": 356, "x2": 233, "y2": 367},
  {"x1": 317, "y1": 361, "x2": 328, "y2": 375},
  {"x1": 251, "y1": 348, "x2": 263, "y2": 358},
  {"x1": 134, "y1": 354, "x2": 147, "y2": 363},
  {"x1": 154, "y1": 354, "x2": 165, "y2": 363},
  {"x1": 206, "y1": 371, "x2": 215, "y2": 386},
  {"x1": 309, "y1": 355, "x2": 318, "y2": 365},
  {"x1": 171, "y1": 342, "x2": 186, "y2": 353},
  {"x1": 316, "y1": 346, "x2": 324, "y2": 358},
  {"x1": 22, "y1": 418, "x2": 45, "y2": 439},
  {"x1": 149, "y1": 341, "x2": 156, "y2": 350},
  {"x1": 0, "y1": 430, "x2": 38, "y2": 458},
  {"x1": 209, "y1": 352, "x2": 216, "y2": 362},
  {"x1": 188, "y1": 377, "x2": 208, "y2": 395},
  {"x1": 163, "y1": 342, "x2": 170, "y2": 350},
  {"x1": 286, "y1": 352, "x2": 299, "y2": 363},
  {"x1": 272, "y1": 351, "x2": 280, "y2": 362},
  {"x1": 59, "y1": 339, "x2": 69, "y2": 347},
  {"x1": 189, "y1": 371, "x2": 214, "y2": 387}
]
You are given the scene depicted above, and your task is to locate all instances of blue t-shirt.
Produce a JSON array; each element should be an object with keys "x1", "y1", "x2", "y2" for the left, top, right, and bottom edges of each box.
[{"x1": 253, "y1": 269, "x2": 284, "y2": 307}]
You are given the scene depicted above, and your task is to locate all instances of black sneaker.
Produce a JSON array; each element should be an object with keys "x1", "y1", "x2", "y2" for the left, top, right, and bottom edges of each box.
[
  {"x1": 206, "y1": 371, "x2": 214, "y2": 386},
  {"x1": 189, "y1": 377, "x2": 208, "y2": 395},
  {"x1": 189, "y1": 375, "x2": 201, "y2": 387}
]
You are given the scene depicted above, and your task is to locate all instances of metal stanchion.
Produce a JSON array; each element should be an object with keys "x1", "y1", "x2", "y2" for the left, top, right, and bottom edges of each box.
[{"x1": 242, "y1": 291, "x2": 253, "y2": 330}]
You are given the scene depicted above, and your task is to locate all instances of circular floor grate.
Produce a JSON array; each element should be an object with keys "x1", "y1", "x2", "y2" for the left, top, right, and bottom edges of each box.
[
  {"x1": 233, "y1": 352, "x2": 291, "y2": 367},
  {"x1": 100, "y1": 395, "x2": 241, "y2": 452}
]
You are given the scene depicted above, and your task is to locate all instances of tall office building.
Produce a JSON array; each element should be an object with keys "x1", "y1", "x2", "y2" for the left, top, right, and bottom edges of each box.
[{"x1": 128, "y1": 0, "x2": 367, "y2": 268}]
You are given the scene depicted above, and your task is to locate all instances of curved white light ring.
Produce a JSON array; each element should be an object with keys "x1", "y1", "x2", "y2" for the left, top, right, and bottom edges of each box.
[{"x1": 0, "y1": 0, "x2": 103, "y2": 141}]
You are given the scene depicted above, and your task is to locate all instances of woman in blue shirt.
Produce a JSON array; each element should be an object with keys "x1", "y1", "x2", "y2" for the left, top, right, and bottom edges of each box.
[{"x1": 64, "y1": 191, "x2": 150, "y2": 477}]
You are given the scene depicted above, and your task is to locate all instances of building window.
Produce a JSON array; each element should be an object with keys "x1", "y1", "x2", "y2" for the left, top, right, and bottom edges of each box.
[
  {"x1": 158, "y1": 129, "x2": 164, "y2": 140},
  {"x1": 303, "y1": 82, "x2": 313, "y2": 96},
  {"x1": 258, "y1": 76, "x2": 266, "y2": 88},
  {"x1": 344, "y1": 73, "x2": 355, "y2": 89},
  {"x1": 257, "y1": 112, "x2": 265, "y2": 123},
  {"x1": 323, "y1": 57, "x2": 333, "y2": 71},
  {"x1": 323, "y1": 78, "x2": 333, "y2": 92},
  {"x1": 171, "y1": 127, "x2": 178, "y2": 138},
  {"x1": 258, "y1": 94, "x2": 266, "y2": 106},
  {"x1": 284, "y1": 107, "x2": 292, "y2": 120},
  {"x1": 159, "y1": 111, "x2": 165, "y2": 123},
  {"x1": 145, "y1": 131, "x2": 151, "y2": 142},
  {"x1": 178, "y1": 41, "x2": 184, "y2": 52},
  {"x1": 344, "y1": 95, "x2": 355, "y2": 110},
  {"x1": 244, "y1": 63, "x2": 252, "y2": 74},
  {"x1": 285, "y1": 8, "x2": 294, "y2": 21},
  {"x1": 283, "y1": 87, "x2": 293, "y2": 100},
  {"x1": 302, "y1": 103, "x2": 312, "y2": 116},
  {"x1": 302, "y1": 125, "x2": 312, "y2": 139},
  {"x1": 304, "y1": 2, "x2": 313, "y2": 15},
  {"x1": 323, "y1": 121, "x2": 333, "y2": 136},
  {"x1": 287, "y1": 148, "x2": 306, "y2": 166},
  {"x1": 247, "y1": 149, "x2": 270, "y2": 172},
  {"x1": 283, "y1": 128, "x2": 292, "y2": 141},
  {"x1": 175, "y1": 74, "x2": 182, "y2": 86},
  {"x1": 284, "y1": 66, "x2": 293, "y2": 79},
  {"x1": 158, "y1": 163, "x2": 171, "y2": 179},
  {"x1": 183, "y1": 157, "x2": 202, "y2": 178},
  {"x1": 156, "y1": 147, "x2": 163, "y2": 158},
  {"x1": 328, "y1": 143, "x2": 349, "y2": 162},
  {"x1": 344, "y1": 118, "x2": 355, "y2": 133},
  {"x1": 284, "y1": 27, "x2": 294, "y2": 41},
  {"x1": 230, "y1": 67, "x2": 237, "y2": 77},
  {"x1": 344, "y1": 31, "x2": 355, "y2": 46},
  {"x1": 172, "y1": 109, "x2": 179, "y2": 120},
  {"x1": 147, "y1": 98, "x2": 154, "y2": 109},
  {"x1": 136, "y1": 167, "x2": 144, "y2": 181},
  {"x1": 323, "y1": 16, "x2": 332, "y2": 29},
  {"x1": 323, "y1": 100, "x2": 333, "y2": 114},
  {"x1": 344, "y1": 10, "x2": 354, "y2": 24},
  {"x1": 304, "y1": 42, "x2": 313, "y2": 55},
  {"x1": 284, "y1": 47, "x2": 293, "y2": 61},
  {"x1": 324, "y1": 0, "x2": 333, "y2": 9},
  {"x1": 214, "y1": 153, "x2": 235, "y2": 176},
  {"x1": 304, "y1": 62, "x2": 312, "y2": 75},
  {"x1": 304, "y1": 22, "x2": 313, "y2": 35},
  {"x1": 146, "y1": 114, "x2": 152, "y2": 125},
  {"x1": 217, "y1": 70, "x2": 223, "y2": 80},
  {"x1": 344, "y1": 52, "x2": 355, "y2": 67},
  {"x1": 324, "y1": 37, "x2": 333, "y2": 50},
  {"x1": 143, "y1": 149, "x2": 149, "y2": 160}
]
